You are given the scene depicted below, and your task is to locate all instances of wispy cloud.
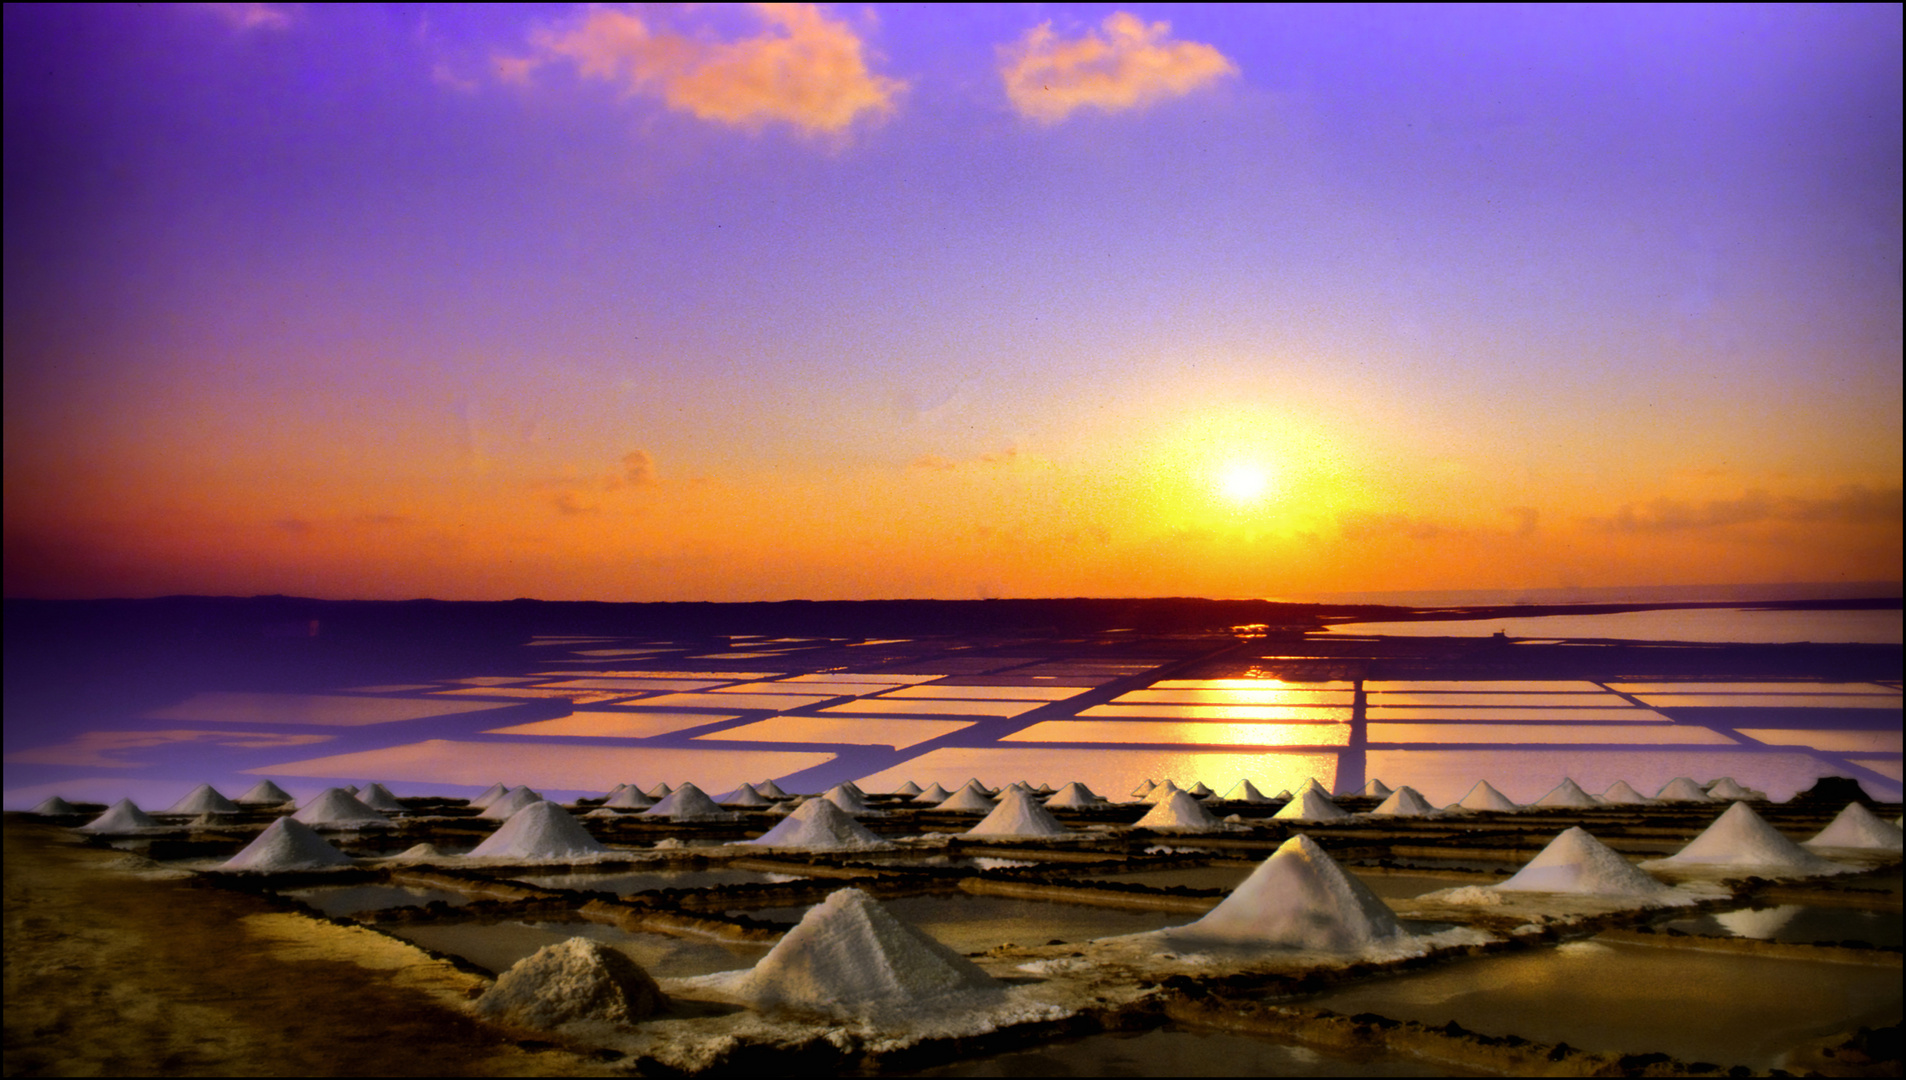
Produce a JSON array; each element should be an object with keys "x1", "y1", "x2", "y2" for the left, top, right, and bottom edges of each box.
[
  {"x1": 198, "y1": 3, "x2": 296, "y2": 32},
  {"x1": 541, "y1": 449, "x2": 661, "y2": 516},
  {"x1": 1589, "y1": 485, "x2": 1903, "y2": 534},
  {"x1": 503, "y1": 4, "x2": 905, "y2": 136},
  {"x1": 999, "y1": 12, "x2": 1237, "y2": 124}
]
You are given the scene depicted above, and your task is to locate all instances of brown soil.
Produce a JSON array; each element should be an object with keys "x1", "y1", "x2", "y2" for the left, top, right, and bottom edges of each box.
[{"x1": 3, "y1": 822, "x2": 612, "y2": 1076}]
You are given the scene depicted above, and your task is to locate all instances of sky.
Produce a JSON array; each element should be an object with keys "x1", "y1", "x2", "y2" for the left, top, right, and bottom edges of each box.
[{"x1": 4, "y1": 3, "x2": 1901, "y2": 603}]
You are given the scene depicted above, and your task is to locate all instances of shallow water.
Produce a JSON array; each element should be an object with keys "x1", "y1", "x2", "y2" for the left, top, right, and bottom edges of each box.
[
  {"x1": 917, "y1": 1025, "x2": 1467, "y2": 1076},
  {"x1": 281, "y1": 883, "x2": 471, "y2": 916},
  {"x1": 382, "y1": 918, "x2": 771, "y2": 978},
  {"x1": 736, "y1": 893, "x2": 1188, "y2": 952},
  {"x1": 1302, "y1": 937, "x2": 1903, "y2": 1070},
  {"x1": 1658, "y1": 904, "x2": 1904, "y2": 948},
  {"x1": 509, "y1": 868, "x2": 807, "y2": 894}
]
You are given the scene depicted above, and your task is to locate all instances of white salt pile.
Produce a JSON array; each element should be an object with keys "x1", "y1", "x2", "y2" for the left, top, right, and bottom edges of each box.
[
  {"x1": 1185, "y1": 781, "x2": 1215, "y2": 798},
  {"x1": 934, "y1": 783, "x2": 998, "y2": 813},
  {"x1": 1600, "y1": 780, "x2": 1654, "y2": 805},
  {"x1": 708, "y1": 888, "x2": 1000, "y2": 1018},
  {"x1": 1646, "y1": 802, "x2": 1848, "y2": 876},
  {"x1": 891, "y1": 780, "x2": 923, "y2": 797},
  {"x1": 1272, "y1": 789, "x2": 1294, "y2": 801},
  {"x1": 1654, "y1": 776, "x2": 1713, "y2": 802},
  {"x1": 1135, "y1": 790, "x2": 1222, "y2": 832},
  {"x1": 237, "y1": 780, "x2": 294, "y2": 806},
  {"x1": 1273, "y1": 788, "x2": 1349, "y2": 822},
  {"x1": 1705, "y1": 777, "x2": 1757, "y2": 800},
  {"x1": 960, "y1": 778, "x2": 998, "y2": 796},
  {"x1": 966, "y1": 787, "x2": 1073, "y2": 838},
  {"x1": 1298, "y1": 777, "x2": 1329, "y2": 796},
  {"x1": 358, "y1": 783, "x2": 406, "y2": 812},
  {"x1": 480, "y1": 787, "x2": 545, "y2": 820},
  {"x1": 1163, "y1": 834, "x2": 1407, "y2": 951},
  {"x1": 911, "y1": 783, "x2": 952, "y2": 805},
  {"x1": 1804, "y1": 802, "x2": 1905, "y2": 851},
  {"x1": 291, "y1": 788, "x2": 391, "y2": 829},
  {"x1": 79, "y1": 799, "x2": 157, "y2": 833},
  {"x1": 1453, "y1": 780, "x2": 1522, "y2": 812},
  {"x1": 165, "y1": 783, "x2": 240, "y2": 815},
  {"x1": 221, "y1": 818, "x2": 353, "y2": 871},
  {"x1": 31, "y1": 796, "x2": 80, "y2": 815},
  {"x1": 1132, "y1": 779, "x2": 1157, "y2": 798},
  {"x1": 1141, "y1": 780, "x2": 1184, "y2": 805},
  {"x1": 719, "y1": 783, "x2": 774, "y2": 808},
  {"x1": 1358, "y1": 779, "x2": 1394, "y2": 798},
  {"x1": 1220, "y1": 780, "x2": 1271, "y2": 803},
  {"x1": 641, "y1": 783, "x2": 733, "y2": 821},
  {"x1": 606, "y1": 786, "x2": 656, "y2": 809},
  {"x1": 470, "y1": 800, "x2": 609, "y2": 859},
  {"x1": 467, "y1": 782, "x2": 510, "y2": 808},
  {"x1": 1371, "y1": 786, "x2": 1436, "y2": 817},
  {"x1": 475, "y1": 937, "x2": 665, "y2": 1029},
  {"x1": 755, "y1": 779, "x2": 790, "y2": 799},
  {"x1": 1044, "y1": 781, "x2": 1103, "y2": 809},
  {"x1": 1493, "y1": 827, "x2": 1676, "y2": 898},
  {"x1": 1533, "y1": 778, "x2": 1598, "y2": 809},
  {"x1": 822, "y1": 783, "x2": 879, "y2": 815},
  {"x1": 386, "y1": 843, "x2": 446, "y2": 862},
  {"x1": 744, "y1": 797, "x2": 890, "y2": 851},
  {"x1": 647, "y1": 782, "x2": 674, "y2": 798},
  {"x1": 583, "y1": 807, "x2": 620, "y2": 819}
]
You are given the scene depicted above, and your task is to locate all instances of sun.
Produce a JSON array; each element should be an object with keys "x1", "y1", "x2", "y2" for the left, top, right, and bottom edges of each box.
[{"x1": 1216, "y1": 461, "x2": 1272, "y2": 504}]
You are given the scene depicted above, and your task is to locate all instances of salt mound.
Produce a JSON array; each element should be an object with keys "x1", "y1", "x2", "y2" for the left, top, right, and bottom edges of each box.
[
  {"x1": 745, "y1": 798, "x2": 890, "y2": 851},
  {"x1": 1220, "y1": 780, "x2": 1271, "y2": 803},
  {"x1": 755, "y1": 779, "x2": 789, "y2": 799},
  {"x1": 1272, "y1": 789, "x2": 1294, "y2": 801},
  {"x1": 1495, "y1": 827, "x2": 1674, "y2": 897},
  {"x1": 1358, "y1": 779, "x2": 1394, "y2": 798},
  {"x1": 31, "y1": 796, "x2": 80, "y2": 815},
  {"x1": 237, "y1": 780, "x2": 294, "y2": 806},
  {"x1": 1600, "y1": 780, "x2": 1654, "y2": 805},
  {"x1": 387, "y1": 842, "x2": 445, "y2": 861},
  {"x1": 1533, "y1": 778, "x2": 1598, "y2": 809},
  {"x1": 911, "y1": 783, "x2": 951, "y2": 805},
  {"x1": 1131, "y1": 779, "x2": 1157, "y2": 798},
  {"x1": 891, "y1": 780, "x2": 923, "y2": 797},
  {"x1": 358, "y1": 783, "x2": 406, "y2": 812},
  {"x1": 1804, "y1": 803, "x2": 1905, "y2": 851},
  {"x1": 1165, "y1": 834, "x2": 1407, "y2": 951},
  {"x1": 165, "y1": 783, "x2": 239, "y2": 815},
  {"x1": 1705, "y1": 777, "x2": 1756, "y2": 800},
  {"x1": 476, "y1": 938, "x2": 664, "y2": 1029},
  {"x1": 1299, "y1": 777, "x2": 1329, "y2": 796},
  {"x1": 1650, "y1": 802, "x2": 1846, "y2": 875},
  {"x1": 79, "y1": 799, "x2": 157, "y2": 833},
  {"x1": 640, "y1": 783, "x2": 732, "y2": 821},
  {"x1": 221, "y1": 818, "x2": 353, "y2": 871},
  {"x1": 291, "y1": 788, "x2": 390, "y2": 829},
  {"x1": 646, "y1": 782, "x2": 674, "y2": 798},
  {"x1": 606, "y1": 786, "x2": 656, "y2": 809},
  {"x1": 1135, "y1": 790, "x2": 1221, "y2": 832},
  {"x1": 188, "y1": 812, "x2": 224, "y2": 829},
  {"x1": 1185, "y1": 781, "x2": 1215, "y2": 797},
  {"x1": 470, "y1": 801, "x2": 608, "y2": 859},
  {"x1": 1655, "y1": 776, "x2": 1713, "y2": 802},
  {"x1": 1273, "y1": 788, "x2": 1348, "y2": 822},
  {"x1": 1454, "y1": 780, "x2": 1521, "y2": 812},
  {"x1": 719, "y1": 784, "x2": 774, "y2": 808},
  {"x1": 1372, "y1": 786, "x2": 1435, "y2": 817},
  {"x1": 1141, "y1": 780, "x2": 1184, "y2": 804},
  {"x1": 583, "y1": 807, "x2": 620, "y2": 819},
  {"x1": 822, "y1": 783, "x2": 878, "y2": 815},
  {"x1": 723, "y1": 888, "x2": 999, "y2": 1016},
  {"x1": 967, "y1": 787, "x2": 1073, "y2": 838},
  {"x1": 1044, "y1": 781, "x2": 1102, "y2": 809},
  {"x1": 934, "y1": 783, "x2": 998, "y2": 813},
  {"x1": 467, "y1": 782, "x2": 510, "y2": 808},
  {"x1": 480, "y1": 787, "x2": 544, "y2": 820}
]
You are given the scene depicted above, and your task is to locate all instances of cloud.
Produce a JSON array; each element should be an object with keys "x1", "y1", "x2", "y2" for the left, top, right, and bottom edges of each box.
[
  {"x1": 1589, "y1": 485, "x2": 1903, "y2": 534},
  {"x1": 505, "y1": 4, "x2": 904, "y2": 136},
  {"x1": 999, "y1": 12, "x2": 1238, "y2": 124},
  {"x1": 198, "y1": 3, "x2": 296, "y2": 32}
]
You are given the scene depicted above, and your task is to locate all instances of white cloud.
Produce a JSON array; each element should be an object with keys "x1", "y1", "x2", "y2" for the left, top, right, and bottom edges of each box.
[{"x1": 999, "y1": 11, "x2": 1237, "y2": 124}]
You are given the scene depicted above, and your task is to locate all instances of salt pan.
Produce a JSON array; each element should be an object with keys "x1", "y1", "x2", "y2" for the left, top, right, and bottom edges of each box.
[
  {"x1": 470, "y1": 801, "x2": 609, "y2": 859},
  {"x1": 221, "y1": 818, "x2": 353, "y2": 871},
  {"x1": 1164, "y1": 834, "x2": 1407, "y2": 951}
]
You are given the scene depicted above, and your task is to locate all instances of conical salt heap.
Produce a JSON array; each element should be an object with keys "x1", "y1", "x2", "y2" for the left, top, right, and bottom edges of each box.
[
  {"x1": 1165, "y1": 834, "x2": 1407, "y2": 951},
  {"x1": 467, "y1": 782, "x2": 510, "y2": 809},
  {"x1": 1132, "y1": 779, "x2": 1157, "y2": 798},
  {"x1": 237, "y1": 780, "x2": 294, "y2": 806},
  {"x1": 1135, "y1": 790, "x2": 1221, "y2": 832},
  {"x1": 1804, "y1": 802, "x2": 1905, "y2": 851},
  {"x1": 641, "y1": 782, "x2": 732, "y2": 821},
  {"x1": 967, "y1": 787, "x2": 1072, "y2": 838},
  {"x1": 476, "y1": 937, "x2": 665, "y2": 1029},
  {"x1": 1220, "y1": 780, "x2": 1272, "y2": 803},
  {"x1": 1705, "y1": 777, "x2": 1756, "y2": 800},
  {"x1": 1358, "y1": 779, "x2": 1394, "y2": 798},
  {"x1": 1494, "y1": 827, "x2": 1675, "y2": 898},
  {"x1": 79, "y1": 798, "x2": 156, "y2": 833},
  {"x1": 1372, "y1": 786, "x2": 1436, "y2": 817},
  {"x1": 911, "y1": 783, "x2": 951, "y2": 805},
  {"x1": 165, "y1": 783, "x2": 239, "y2": 815},
  {"x1": 1649, "y1": 802, "x2": 1846, "y2": 875},
  {"x1": 31, "y1": 796, "x2": 80, "y2": 815},
  {"x1": 292, "y1": 788, "x2": 390, "y2": 829},
  {"x1": 720, "y1": 888, "x2": 1000, "y2": 1017},
  {"x1": 646, "y1": 782, "x2": 674, "y2": 798},
  {"x1": 1273, "y1": 787, "x2": 1349, "y2": 822},
  {"x1": 1533, "y1": 778, "x2": 1598, "y2": 809},
  {"x1": 1454, "y1": 780, "x2": 1521, "y2": 812},
  {"x1": 470, "y1": 800, "x2": 608, "y2": 859},
  {"x1": 1141, "y1": 780, "x2": 1184, "y2": 804},
  {"x1": 934, "y1": 782, "x2": 998, "y2": 812},
  {"x1": 1600, "y1": 780, "x2": 1654, "y2": 805},
  {"x1": 479, "y1": 786, "x2": 544, "y2": 820},
  {"x1": 1654, "y1": 776, "x2": 1713, "y2": 802},
  {"x1": 719, "y1": 783, "x2": 773, "y2": 808},
  {"x1": 745, "y1": 797, "x2": 890, "y2": 851},
  {"x1": 1185, "y1": 781, "x2": 1215, "y2": 798},
  {"x1": 822, "y1": 783, "x2": 879, "y2": 815},
  {"x1": 358, "y1": 783, "x2": 406, "y2": 813},
  {"x1": 755, "y1": 779, "x2": 790, "y2": 799},
  {"x1": 221, "y1": 818, "x2": 354, "y2": 871},
  {"x1": 606, "y1": 786, "x2": 656, "y2": 809},
  {"x1": 1044, "y1": 781, "x2": 1102, "y2": 809},
  {"x1": 891, "y1": 780, "x2": 923, "y2": 797}
]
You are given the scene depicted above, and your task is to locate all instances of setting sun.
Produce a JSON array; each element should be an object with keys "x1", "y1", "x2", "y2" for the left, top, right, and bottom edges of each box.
[{"x1": 1217, "y1": 462, "x2": 1272, "y2": 504}]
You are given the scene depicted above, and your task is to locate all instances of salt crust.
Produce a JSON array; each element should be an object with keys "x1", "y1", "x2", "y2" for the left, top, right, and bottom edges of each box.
[
  {"x1": 221, "y1": 817, "x2": 353, "y2": 871},
  {"x1": 1370, "y1": 786, "x2": 1436, "y2": 817},
  {"x1": 1043, "y1": 781, "x2": 1103, "y2": 808},
  {"x1": 237, "y1": 779, "x2": 294, "y2": 805},
  {"x1": 642, "y1": 783, "x2": 735, "y2": 821},
  {"x1": 1452, "y1": 780, "x2": 1521, "y2": 812},
  {"x1": 911, "y1": 783, "x2": 952, "y2": 805},
  {"x1": 1163, "y1": 834, "x2": 1406, "y2": 951},
  {"x1": 165, "y1": 783, "x2": 240, "y2": 815},
  {"x1": 31, "y1": 796, "x2": 79, "y2": 815},
  {"x1": 1600, "y1": 780, "x2": 1654, "y2": 805},
  {"x1": 292, "y1": 788, "x2": 391, "y2": 829},
  {"x1": 934, "y1": 783, "x2": 998, "y2": 813},
  {"x1": 1644, "y1": 801, "x2": 1850, "y2": 876},
  {"x1": 1272, "y1": 788, "x2": 1348, "y2": 822},
  {"x1": 1134, "y1": 790, "x2": 1221, "y2": 832},
  {"x1": 469, "y1": 800, "x2": 610, "y2": 860},
  {"x1": 79, "y1": 798, "x2": 158, "y2": 833},
  {"x1": 743, "y1": 797, "x2": 890, "y2": 851},
  {"x1": 476, "y1": 937, "x2": 665, "y2": 1029},
  {"x1": 479, "y1": 787, "x2": 544, "y2": 820},
  {"x1": 1532, "y1": 778, "x2": 1598, "y2": 808},
  {"x1": 966, "y1": 787, "x2": 1072, "y2": 838},
  {"x1": 1804, "y1": 802, "x2": 1905, "y2": 851},
  {"x1": 822, "y1": 784, "x2": 879, "y2": 816},
  {"x1": 1654, "y1": 776, "x2": 1713, "y2": 802}
]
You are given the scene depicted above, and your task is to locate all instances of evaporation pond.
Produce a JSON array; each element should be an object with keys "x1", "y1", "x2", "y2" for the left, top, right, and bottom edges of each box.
[
  {"x1": 735, "y1": 893, "x2": 1187, "y2": 951},
  {"x1": 509, "y1": 868, "x2": 807, "y2": 893},
  {"x1": 1658, "y1": 904, "x2": 1903, "y2": 948},
  {"x1": 1302, "y1": 937, "x2": 1902, "y2": 1071},
  {"x1": 918, "y1": 1024, "x2": 1467, "y2": 1077},
  {"x1": 381, "y1": 918, "x2": 771, "y2": 979},
  {"x1": 281, "y1": 883, "x2": 472, "y2": 917}
]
